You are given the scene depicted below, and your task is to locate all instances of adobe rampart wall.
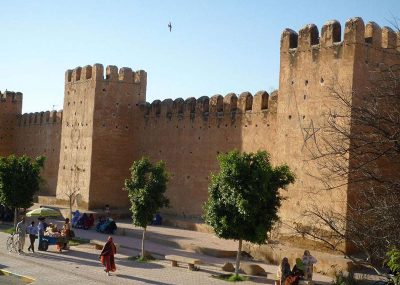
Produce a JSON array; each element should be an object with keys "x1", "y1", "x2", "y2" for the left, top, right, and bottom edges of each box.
[
  {"x1": 15, "y1": 111, "x2": 62, "y2": 196},
  {"x1": 0, "y1": 92, "x2": 61, "y2": 196},
  {"x1": 136, "y1": 91, "x2": 278, "y2": 217}
]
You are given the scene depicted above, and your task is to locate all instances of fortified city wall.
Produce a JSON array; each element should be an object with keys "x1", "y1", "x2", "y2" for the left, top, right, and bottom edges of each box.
[
  {"x1": 15, "y1": 111, "x2": 62, "y2": 196},
  {"x1": 136, "y1": 91, "x2": 278, "y2": 217},
  {"x1": 0, "y1": 92, "x2": 61, "y2": 196},
  {"x1": 0, "y1": 17, "x2": 398, "y2": 255}
]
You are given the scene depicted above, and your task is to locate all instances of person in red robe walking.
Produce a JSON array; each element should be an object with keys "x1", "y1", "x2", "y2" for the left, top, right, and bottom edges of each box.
[{"x1": 99, "y1": 236, "x2": 117, "y2": 276}]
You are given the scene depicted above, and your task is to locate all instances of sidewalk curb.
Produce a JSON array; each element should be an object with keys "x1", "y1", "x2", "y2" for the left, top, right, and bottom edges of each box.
[{"x1": 0, "y1": 268, "x2": 35, "y2": 284}]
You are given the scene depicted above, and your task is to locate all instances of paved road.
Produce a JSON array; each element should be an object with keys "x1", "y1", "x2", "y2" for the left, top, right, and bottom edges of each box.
[{"x1": 1, "y1": 232, "x2": 278, "y2": 285}]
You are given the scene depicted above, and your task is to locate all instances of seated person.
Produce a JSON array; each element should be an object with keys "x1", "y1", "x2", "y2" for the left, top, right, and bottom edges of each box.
[
  {"x1": 97, "y1": 218, "x2": 117, "y2": 234},
  {"x1": 277, "y1": 257, "x2": 291, "y2": 285},
  {"x1": 76, "y1": 213, "x2": 88, "y2": 229},
  {"x1": 104, "y1": 219, "x2": 117, "y2": 234},
  {"x1": 284, "y1": 274, "x2": 300, "y2": 285},
  {"x1": 84, "y1": 214, "x2": 95, "y2": 230},
  {"x1": 71, "y1": 210, "x2": 81, "y2": 228},
  {"x1": 292, "y1": 258, "x2": 305, "y2": 277}
]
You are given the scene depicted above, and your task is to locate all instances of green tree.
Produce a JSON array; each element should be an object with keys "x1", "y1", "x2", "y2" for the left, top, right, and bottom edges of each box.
[
  {"x1": 0, "y1": 155, "x2": 45, "y2": 227},
  {"x1": 204, "y1": 150, "x2": 295, "y2": 277},
  {"x1": 124, "y1": 157, "x2": 169, "y2": 259},
  {"x1": 387, "y1": 248, "x2": 400, "y2": 285}
]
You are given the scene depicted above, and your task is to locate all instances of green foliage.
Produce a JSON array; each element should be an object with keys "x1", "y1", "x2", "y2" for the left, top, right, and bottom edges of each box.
[
  {"x1": 125, "y1": 157, "x2": 169, "y2": 229},
  {"x1": 203, "y1": 150, "x2": 295, "y2": 244},
  {"x1": 387, "y1": 248, "x2": 400, "y2": 276},
  {"x1": 226, "y1": 274, "x2": 248, "y2": 282},
  {"x1": 215, "y1": 274, "x2": 248, "y2": 282},
  {"x1": 2, "y1": 227, "x2": 15, "y2": 234},
  {"x1": 128, "y1": 255, "x2": 154, "y2": 263},
  {"x1": 68, "y1": 237, "x2": 90, "y2": 246},
  {"x1": 0, "y1": 155, "x2": 45, "y2": 209}
]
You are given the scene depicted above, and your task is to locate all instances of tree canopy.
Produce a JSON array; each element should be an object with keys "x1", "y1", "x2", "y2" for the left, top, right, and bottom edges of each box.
[
  {"x1": 125, "y1": 157, "x2": 169, "y2": 228},
  {"x1": 125, "y1": 157, "x2": 169, "y2": 259},
  {"x1": 0, "y1": 155, "x2": 45, "y2": 210},
  {"x1": 204, "y1": 150, "x2": 295, "y2": 277},
  {"x1": 204, "y1": 150, "x2": 295, "y2": 244}
]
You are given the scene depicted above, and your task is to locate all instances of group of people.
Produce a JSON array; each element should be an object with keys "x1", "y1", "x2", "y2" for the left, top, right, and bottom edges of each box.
[
  {"x1": 15, "y1": 211, "x2": 317, "y2": 280},
  {"x1": 71, "y1": 210, "x2": 95, "y2": 230},
  {"x1": 96, "y1": 216, "x2": 118, "y2": 234},
  {"x1": 276, "y1": 250, "x2": 317, "y2": 285},
  {"x1": 14, "y1": 214, "x2": 117, "y2": 277},
  {"x1": 15, "y1": 217, "x2": 72, "y2": 253}
]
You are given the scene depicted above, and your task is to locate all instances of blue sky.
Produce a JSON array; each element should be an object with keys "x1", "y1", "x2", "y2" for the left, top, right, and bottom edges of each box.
[{"x1": 1, "y1": 0, "x2": 399, "y2": 113}]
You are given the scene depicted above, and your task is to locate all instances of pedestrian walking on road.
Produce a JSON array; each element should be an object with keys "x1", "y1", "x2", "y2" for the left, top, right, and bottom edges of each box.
[
  {"x1": 99, "y1": 236, "x2": 117, "y2": 276},
  {"x1": 27, "y1": 221, "x2": 37, "y2": 253},
  {"x1": 16, "y1": 217, "x2": 27, "y2": 254},
  {"x1": 37, "y1": 217, "x2": 46, "y2": 251}
]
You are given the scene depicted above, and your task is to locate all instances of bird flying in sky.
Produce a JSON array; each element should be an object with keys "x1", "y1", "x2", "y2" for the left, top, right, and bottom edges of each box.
[{"x1": 168, "y1": 22, "x2": 172, "y2": 32}]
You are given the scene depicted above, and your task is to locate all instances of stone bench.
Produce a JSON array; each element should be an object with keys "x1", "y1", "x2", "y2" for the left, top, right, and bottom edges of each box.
[
  {"x1": 90, "y1": 239, "x2": 120, "y2": 251},
  {"x1": 165, "y1": 255, "x2": 202, "y2": 271}
]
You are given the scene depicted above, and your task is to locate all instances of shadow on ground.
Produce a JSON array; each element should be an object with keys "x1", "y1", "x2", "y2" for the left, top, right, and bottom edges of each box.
[
  {"x1": 114, "y1": 274, "x2": 173, "y2": 285},
  {"x1": 116, "y1": 258, "x2": 165, "y2": 269},
  {"x1": 26, "y1": 249, "x2": 101, "y2": 268}
]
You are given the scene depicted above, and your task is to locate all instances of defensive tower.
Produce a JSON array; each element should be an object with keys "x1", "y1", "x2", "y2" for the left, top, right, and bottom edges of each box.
[
  {"x1": 276, "y1": 17, "x2": 400, "y2": 252},
  {"x1": 0, "y1": 91, "x2": 22, "y2": 156},
  {"x1": 55, "y1": 64, "x2": 147, "y2": 209}
]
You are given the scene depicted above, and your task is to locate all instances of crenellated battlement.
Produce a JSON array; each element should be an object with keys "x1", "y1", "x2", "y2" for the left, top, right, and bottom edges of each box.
[
  {"x1": 281, "y1": 17, "x2": 400, "y2": 57},
  {"x1": 0, "y1": 91, "x2": 23, "y2": 103},
  {"x1": 65, "y1": 64, "x2": 147, "y2": 85},
  {"x1": 18, "y1": 110, "x2": 63, "y2": 126},
  {"x1": 139, "y1": 91, "x2": 277, "y2": 119}
]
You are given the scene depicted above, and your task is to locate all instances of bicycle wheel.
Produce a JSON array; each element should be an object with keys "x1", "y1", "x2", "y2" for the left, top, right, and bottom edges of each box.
[
  {"x1": 13, "y1": 236, "x2": 21, "y2": 252},
  {"x1": 6, "y1": 236, "x2": 14, "y2": 252},
  {"x1": 41, "y1": 240, "x2": 49, "y2": 251}
]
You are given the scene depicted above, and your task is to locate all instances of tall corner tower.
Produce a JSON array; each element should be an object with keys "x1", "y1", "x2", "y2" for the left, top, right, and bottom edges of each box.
[
  {"x1": 276, "y1": 17, "x2": 400, "y2": 253},
  {"x1": 56, "y1": 64, "x2": 147, "y2": 209},
  {"x1": 275, "y1": 17, "x2": 365, "y2": 240},
  {"x1": 0, "y1": 91, "x2": 22, "y2": 156}
]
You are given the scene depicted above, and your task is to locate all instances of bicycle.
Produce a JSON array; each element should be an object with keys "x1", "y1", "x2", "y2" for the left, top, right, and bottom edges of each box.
[{"x1": 6, "y1": 232, "x2": 21, "y2": 253}]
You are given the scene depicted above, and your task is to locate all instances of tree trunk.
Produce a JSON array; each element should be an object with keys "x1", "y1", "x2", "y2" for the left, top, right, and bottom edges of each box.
[
  {"x1": 141, "y1": 227, "x2": 146, "y2": 258},
  {"x1": 69, "y1": 196, "x2": 73, "y2": 221},
  {"x1": 13, "y1": 207, "x2": 18, "y2": 228},
  {"x1": 235, "y1": 239, "x2": 242, "y2": 277}
]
